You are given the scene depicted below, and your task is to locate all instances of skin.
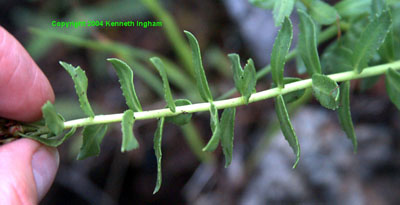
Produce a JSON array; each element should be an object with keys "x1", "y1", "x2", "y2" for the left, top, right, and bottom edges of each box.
[{"x1": 0, "y1": 26, "x2": 59, "y2": 204}]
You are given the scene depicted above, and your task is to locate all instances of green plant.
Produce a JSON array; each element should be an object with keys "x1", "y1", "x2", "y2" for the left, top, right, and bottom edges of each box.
[{"x1": 1, "y1": 0, "x2": 400, "y2": 194}]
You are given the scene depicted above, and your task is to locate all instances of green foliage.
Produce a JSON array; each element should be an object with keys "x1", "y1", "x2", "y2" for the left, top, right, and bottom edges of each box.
[
  {"x1": 275, "y1": 95, "x2": 300, "y2": 168},
  {"x1": 150, "y1": 57, "x2": 176, "y2": 112},
  {"x1": 304, "y1": 0, "x2": 339, "y2": 25},
  {"x1": 228, "y1": 54, "x2": 257, "y2": 104},
  {"x1": 77, "y1": 124, "x2": 108, "y2": 160},
  {"x1": 16, "y1": 1, "x2": 400, "y2": 196},
  {"x1": 337, "y1": 81, "x2": 357, "y2": 152},
  {"x1": 312, "y1": 74, "x2": 340, "y2": 110},
  {"x1": 121, "y1": 110, "x2": 139, "y2": 152},
  {"x1": 272, "y1": 78, "x2": 306, "y2": 103},
  {"x1": 385, "y1": 68, "x2": 400, "y2": 110},
  {"x1": 165, "y1": 99, "x2": 193, "y2": 125},
  {"x1": 153, "y1": 117, "x2": 165, "y2": 194},
  {"x1": 60, "y1": 61, "x2": 95, "y2": 117},
  {"x1": 220, "y1": 108, "x2": 236, "y2": 168},
  {"x1": 184, "y1": 31, "x2": 213, "y2": 102},
  {"x1": 352, "y1": 10, "x2": 392, "y2": 73},
  {"x1": 298, "y1": 10, "x2": 322, "y2": 76},
  {"x1": 273, "y1": 0, "x2": 295, "y2": 26},
  {"x1": 108, "y1": 58, "x2": 143, "y2": 112},
  {"x1": 42, "y1": 101, "x2": 64, "y2": 136},
  {"x1": 271, "y1": 17, "x2": 293, "y2": 88},
  {"x1": 203, "y1": 103, "x2": 220, "y2": 152}
]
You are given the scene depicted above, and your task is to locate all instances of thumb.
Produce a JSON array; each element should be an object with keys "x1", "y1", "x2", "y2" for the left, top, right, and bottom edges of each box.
[
  {"x1": 0, "y1": 26, "x2": 55, "y2": 122},
  {"x1": 0, "y1": 139, "x2": 59, "y2": 204}
]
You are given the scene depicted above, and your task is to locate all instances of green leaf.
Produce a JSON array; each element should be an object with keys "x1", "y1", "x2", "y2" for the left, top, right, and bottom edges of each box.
[
  {"x1": 228, "y1": 54, "x2": 257, "y2": 104},
  {"x1": 150, "y1": 57, "x2": 176, "y2": 112},
  {"x1": 295, "y1": 54, "x2": 307, "y2": 75},
  {"x1": 20, "y1": 126, "x2": 76, "y2": 147},
  {"x1": 335, "y1": 0, "x2": 371, "y2": 19},
  {"x1": 271, "y1": 17, "x2": 293, "y2": 88},
  {"x1": 321, "y1": 42, "x2": 354, "y2": 74},
  {"x1": 379, "y1": 28, "x2": 395, "y2": 62},
  {"x1": 307, "y1": 0, "x2": 339, "y2": 25},
  {"x1": 385, "y1": 68, "x2": 400, "y2": 110},
  {"x1": 273, "y1": 0, "x2": 295, "y2": 26},
  {"x1": 352, "y1": 11, "x2": 392, "y2": 73},
  {"x1": 41, "y1": 101, "x2": 64, "y2": 136},
  {"x1": 360, "y1": 76, "x2": 380, "y2": 92},
  {"x1": 77, "y1": 124, "x2": 108, "y2": 160},
  {"x1": 184, "y1": 31, "x2": 213, "y2": 102},
  {"x1": 242, "y1": 59, "x2": 257, "y2": 103},
  {"x1": 165, "y1": 99, "x2": 193, "y2": 126},
  {"x1": 153, "y1": 117, "x2": 165, "y2": 194},
  {"x1": 60, "y1": 61, "x2": 95, "y2": 117},
  {"x1": 202, "y1": 103, "x2": 220, "y2": 152},
  {"x1": 312, "y1": 74, "x2": 340, "y2": 110},
  {"x1": 248, "y1": 0, "x2": 275, "y2": 9},
  {"x1": 121, "y1": 110, "x2": 139, "y2": 152},
  {"x1": 220, "y1": 108, "x2": 236, "y2": 168},
  {"x1": 275, "y1": 95, "x2": 300, "y2": 168},
  {"x1": 107, "y1": 58, "x2": 143, "y2": 112},
  {"x1": 337, "y1": 81, "x2": 357, "y2": 152},
  {"x1": 272, "y1": 78, "x2": 306, "y2": 103},
  {"x1": 298, "y1": 10, "x2": 322, "y2": 76}
]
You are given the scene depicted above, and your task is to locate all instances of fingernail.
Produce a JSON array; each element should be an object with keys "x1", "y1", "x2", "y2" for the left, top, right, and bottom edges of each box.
[{"x1": 32, "y1": 146, "x2": 59, "y2": 200}]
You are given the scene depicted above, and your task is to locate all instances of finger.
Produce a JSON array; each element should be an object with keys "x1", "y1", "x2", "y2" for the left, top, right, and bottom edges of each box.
[
  {"x1": 0, "y1": 138, "x2": 59, "y2": 204},
  {"x1": 0, "y1": 26, "x2": 55, "y2": 122}
]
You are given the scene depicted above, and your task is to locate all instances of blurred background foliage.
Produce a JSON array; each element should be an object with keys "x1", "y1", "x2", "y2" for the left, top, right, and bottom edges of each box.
[{"x1": 1, "y1": 0, "x2": 400, "y2": 204}]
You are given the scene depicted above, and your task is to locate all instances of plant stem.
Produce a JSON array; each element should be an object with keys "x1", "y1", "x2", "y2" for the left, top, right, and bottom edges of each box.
[{"x1": 64, "y1": 60, "x2": 400, "y2": 129}]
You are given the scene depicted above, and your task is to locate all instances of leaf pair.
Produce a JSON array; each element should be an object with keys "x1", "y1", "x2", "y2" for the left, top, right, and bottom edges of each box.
[
  {"x1": 228, "y1": 54, "x2": 257, "y2": 104},
  {"x1": 203, "y1": 104, "x2": 236, "y2": 168}
]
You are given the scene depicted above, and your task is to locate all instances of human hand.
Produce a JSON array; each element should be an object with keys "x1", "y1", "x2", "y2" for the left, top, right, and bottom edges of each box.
[{"x1": 0, "y1": 26, "x2": 58, "y2": 204}]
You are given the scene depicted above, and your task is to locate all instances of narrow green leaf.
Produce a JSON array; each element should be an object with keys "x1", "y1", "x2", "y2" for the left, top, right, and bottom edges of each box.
[
  {"x1": 295, "y1": 54, "x2": 307, "y2": 75},
  {"x1": 20, "y1": 126, "x2": 76, "y2": 147},
  {"x1": 165, "y1": 99, "x2": 193, "y2": 126},
  {"x1": 121, "y1": 110, "x2": 139, "y2": 152},
  {"x1": 312, "y1": 74, "x2": 340, "y2": 110},
  {"x1": 275, "y1": 95, "x2": 300, "y2": 168},
  {"x1": 220, "y1": 108, "x2": 236, "y2": 168},
  {"x1": 153, "y1": 117, "x2": 165, "y2": 194},
  {"x1": 307, "y1": 0, "x2": 339, "y2": 25},
  {"x1": 150, "y1": 57, "x2": 176, "y2": 112},
  {"x1": 298, "y1": 10, "x2": 322, "y2": 76},
  {"x1": 107, "y1": 58, "x2": 143, "y2": 112},
  {"x1": 59, "y1": 61, "x2": 95, "y2": 117},
  {"x1": 228, "y1": 53, "x2": 244, "y2": 94},
  {"x1": 352, "y1": 11, "x2": 392, "y2": 73},
  {"x1": 337, "y1": 81, "x2": 357, "y2": 152},
  {"x1": 248, "y1": 0, "x2": 275, "y2": 9},
  {"x1": 227, "y1": 54, "x2": 256, "y2": 104},
  {"x1": 273, "y1": 0, "x2": 295, "y2": 26},
  {"x1": 77, "y1": 124, "x2": 108, "y2": 160},
  {"x1": 385, "y1": 68, "x2": 400, "y2": 110},
  {"x1": 41, "y1": 101, "x2": 64, "y2": 136},
  {"x1": 271, "y1": 17, "x2": 293, "y2": 88},
  {"x1": 242, "y1": 59, "x2": 257, "y2": 104},
  {"x1": 272, "y1": 78, "x2": 306, "y2": 103},
  {"x1": 184, "y1": 31, "x2": 213, "y2": 102},
  {"x1": 335, "y1": 0, "x2": 371, "y2": 19},
  {"x1": 360, "y1": 76, "x2": 380, "y2": 92},
  {"x1": 202, "y1": 103, "x2": 220, "y2": 152},
  {"x1": 321, "y1": 42, "x2": 354, "y2": 74},
  {"x1": 379, "y1": 28, "x2": 395, "y2": 62}
]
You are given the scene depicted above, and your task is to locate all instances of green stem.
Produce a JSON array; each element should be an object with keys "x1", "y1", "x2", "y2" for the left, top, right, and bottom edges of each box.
[
  {"x1": 64, "y1": 60, "x2": 400, "y2": 129},
  {"x1": 216, "y1": 21, "x2": 348, "y2": 100}
]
